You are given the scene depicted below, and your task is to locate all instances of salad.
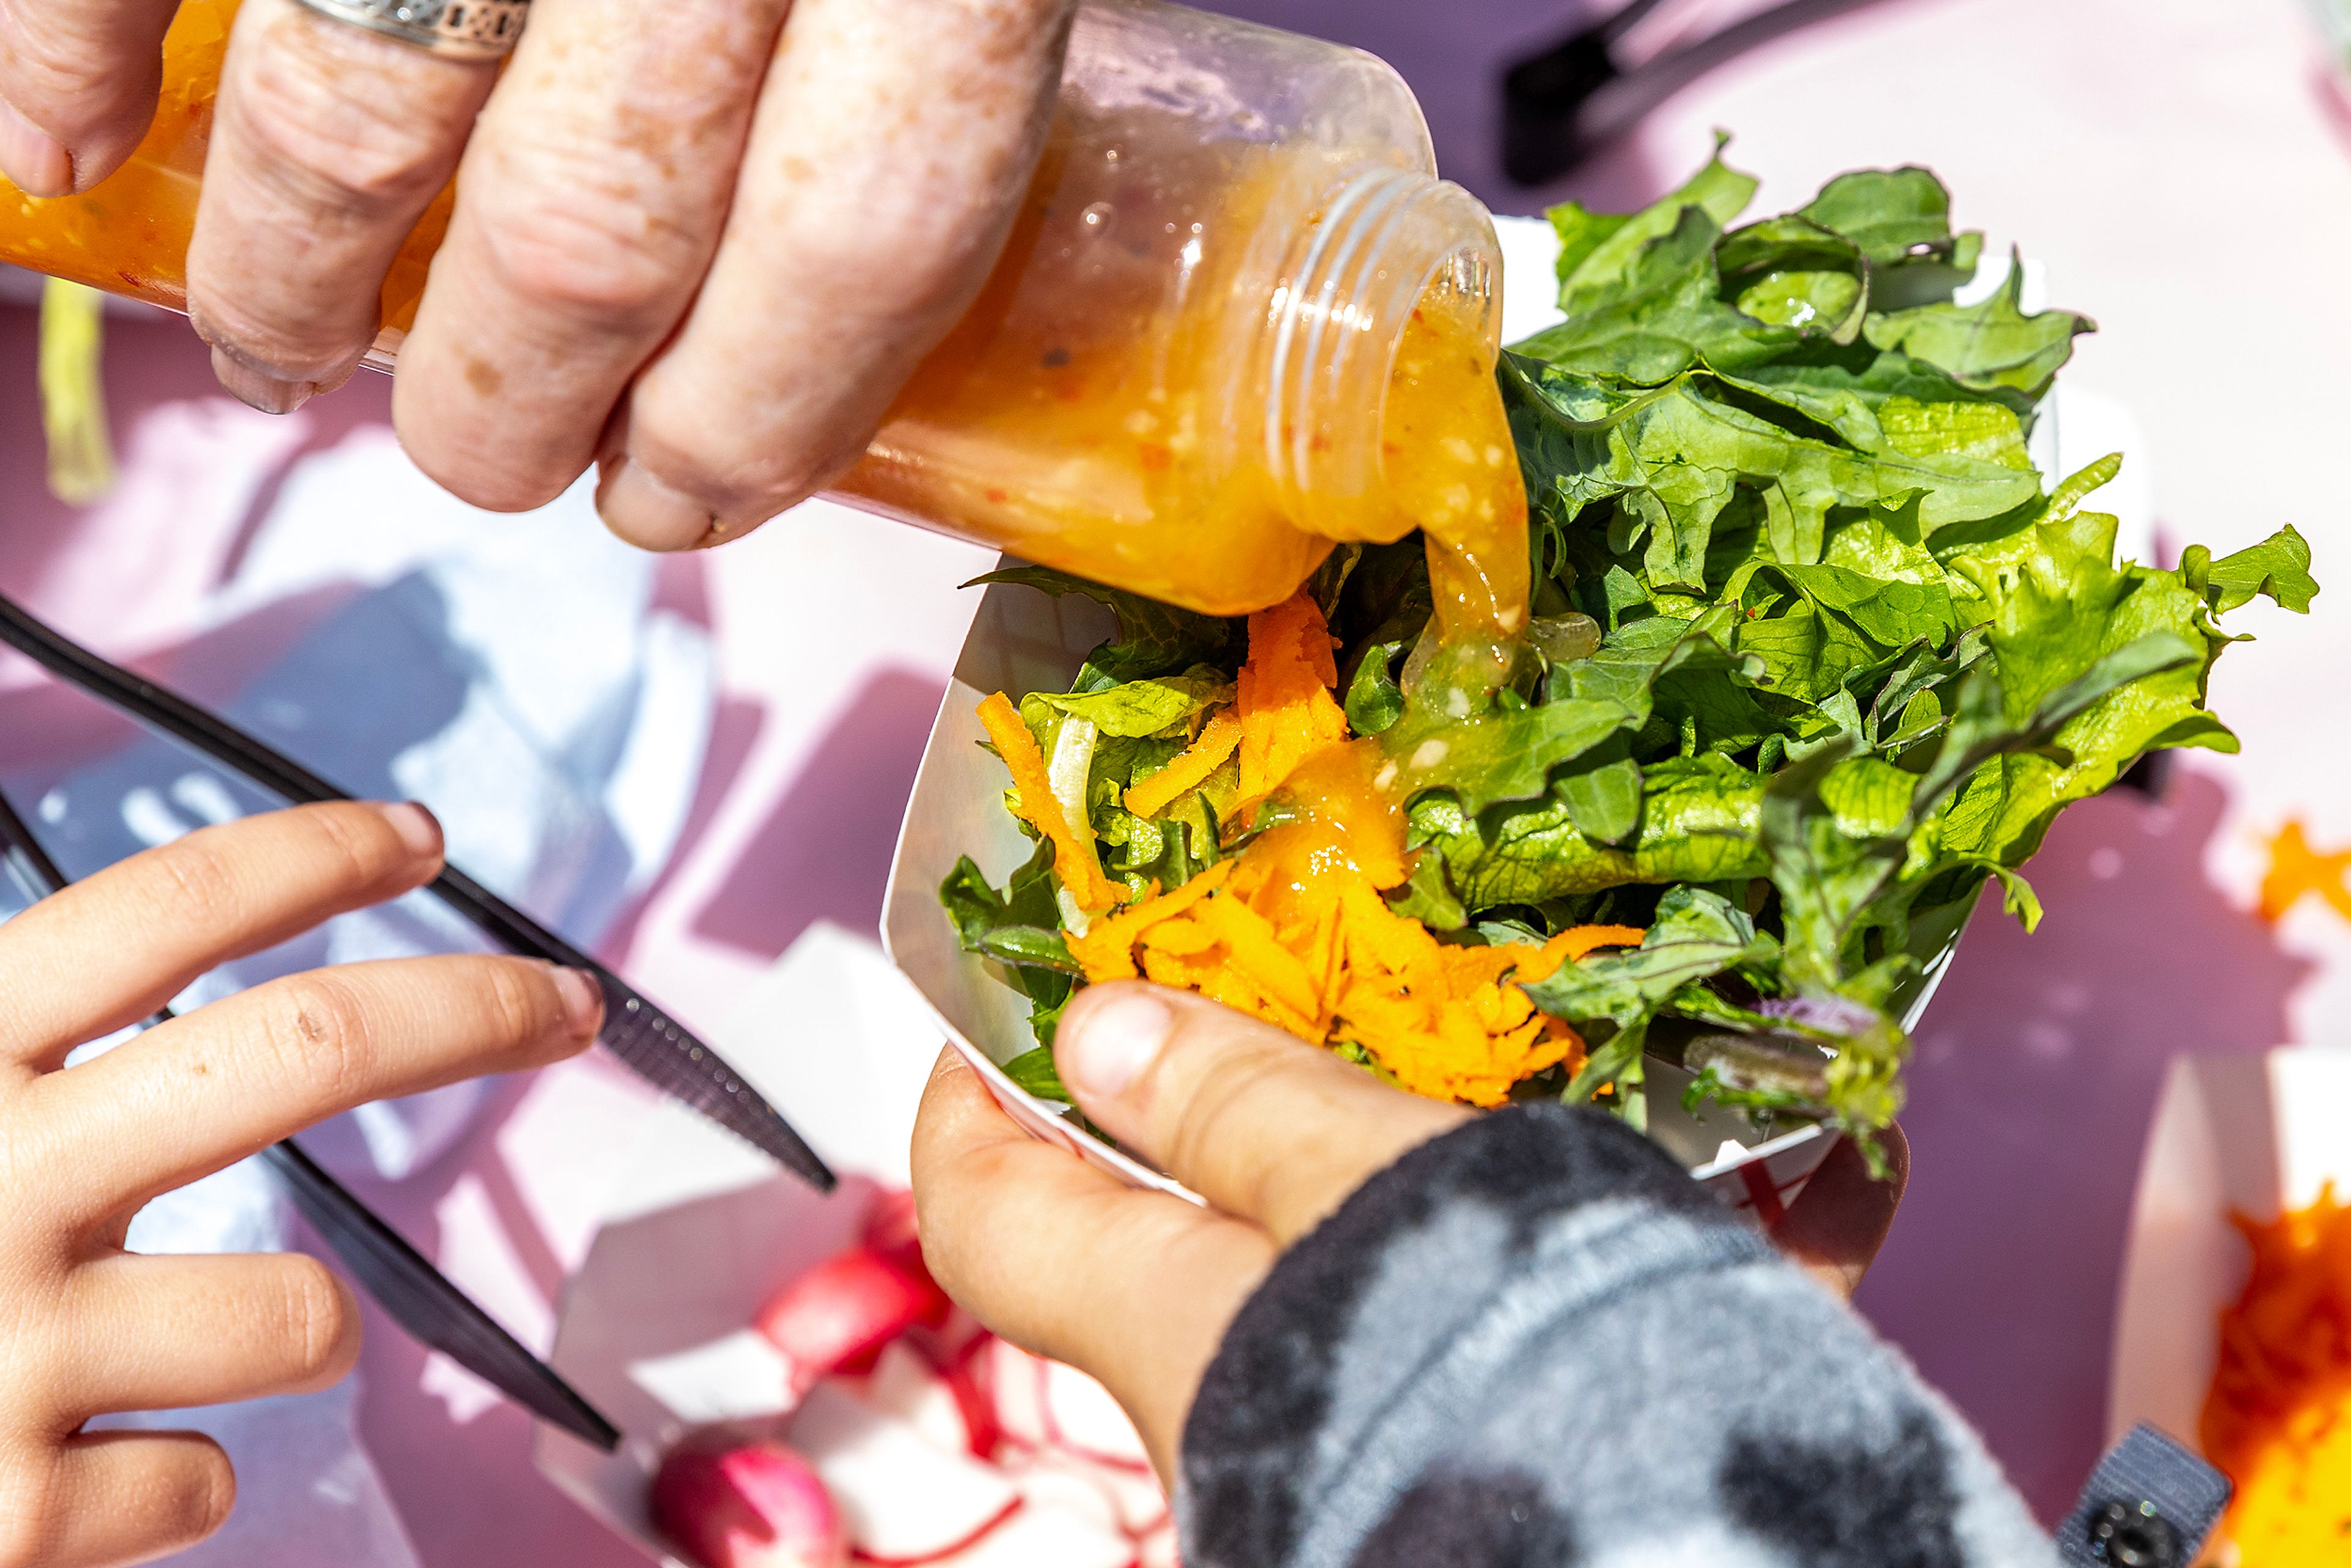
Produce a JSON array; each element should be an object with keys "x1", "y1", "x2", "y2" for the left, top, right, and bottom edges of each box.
[{"x1": 940, "y1": 149, "x2": 2315, "y2": 1161}]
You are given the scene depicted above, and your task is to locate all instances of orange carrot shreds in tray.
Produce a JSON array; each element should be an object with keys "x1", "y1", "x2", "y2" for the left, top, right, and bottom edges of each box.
[
  {"x1": 2200, "y1": 1183, "x2": 2351, "y2": 1563},
  {"x1": 1520, "y1": 925, "x2": 1649, "y2": 986},
  {"x1": 1235, "y1": 594, "x2": 1351, "y2": 811},
  {"x1": 1068, "y1": 860, "x2": 1235, "y2": 981},
  {"x1": 975, "y1": 691, "x2": 1124, "y2": 914},
  {"x1": 1124, "y1": 708, "x2": 1243, "y2": 819}
]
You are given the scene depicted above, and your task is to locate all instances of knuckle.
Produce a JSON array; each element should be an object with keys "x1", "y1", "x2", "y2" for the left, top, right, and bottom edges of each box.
[
  {"x1": 156, "y1": 1440, "x2": 236, "y2": 1552},
  {"x1": 251, "y1": 973, "x2": 374, "y2": 1103},
  {"x1": 628, "y1": 411, "x2": 829, "y2": 525},
  {"x1": 268, "y1": 1256, "x2": 353, "y2": 1384},
  {"x1": 226, "y1": 43, "x2": 462, "y2": 217},
  {"x1": 0, "y1": 15, "x2": 136, "y2": 126},
  {"x1": 149, "y1": 833, "x2": 247, "y2": 934},
  {"x1": 478, "y1": 959, "x2": 552, "y2": 1048},
  {"x1": 1160, "y1": 1039, "x2": 1291, "y2": 1211},
  {"x1": 297, "y1": 804, "x2": 397, "y2": 891},
  {"x1": 465, "y1": 130, "x2": 705, "y2": 332}
]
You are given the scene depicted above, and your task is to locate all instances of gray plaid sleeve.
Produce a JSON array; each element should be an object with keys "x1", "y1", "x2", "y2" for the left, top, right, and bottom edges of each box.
[{"x1": 1175, "y1": 1103, "x2": 2060, "y2": 1568}]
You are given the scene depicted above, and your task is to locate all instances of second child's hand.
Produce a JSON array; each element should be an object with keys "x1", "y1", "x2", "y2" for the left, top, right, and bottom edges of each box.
[{"x1": 912, "y1": 981, "x2": 1906, "y2": 1484}]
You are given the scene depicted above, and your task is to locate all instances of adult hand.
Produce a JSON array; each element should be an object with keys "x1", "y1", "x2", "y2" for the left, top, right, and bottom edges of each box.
[
  {"x1": 0, "y1": 0, "x2": 1076, "y2": 548},
  {"x1": 0, "y1": 801, "x2": 601, "y2": 1567},
  {"x1": 910, "y1": 981, "x2": 1907, "y2": 1483}
]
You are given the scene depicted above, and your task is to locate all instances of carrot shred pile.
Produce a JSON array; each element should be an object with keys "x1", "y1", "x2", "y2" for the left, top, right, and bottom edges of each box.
[
  {"x1": 1125, "y1": 709, "x2": 1242, "y2": 819},
  {"x1": 975, "y1": 690, "x2": 1124, "y2": 913},
  {"x1": 995, "y1": 591, "x2": 1649, "y2": 1108},
  {"x1": 2200, "y1": 1184, "x2": 2351, "y2": 1562},
  {"x1": 1235, "y1": 594, "x2": 1351, "y2": 812}
]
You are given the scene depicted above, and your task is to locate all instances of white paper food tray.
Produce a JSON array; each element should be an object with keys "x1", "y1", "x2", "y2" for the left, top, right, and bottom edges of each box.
[
  {"x1": 2108, "y1": 1047, "x2": 2351, "y2": 1456},
  {"x1": 879, "y1": 571, "x2": 1962, "y2": 1219}
]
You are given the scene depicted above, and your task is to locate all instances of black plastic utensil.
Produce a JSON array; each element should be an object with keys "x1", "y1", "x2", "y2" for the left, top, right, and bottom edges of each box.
[
  {"x1": 1502, "y1": 0, "x2": 1893, "y2": 185},
  {"x1": 0, "y1": 588, "x2": 833, "y2": 1191}
]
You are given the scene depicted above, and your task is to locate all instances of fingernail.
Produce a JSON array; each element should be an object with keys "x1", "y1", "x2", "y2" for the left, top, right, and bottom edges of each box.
[
  {"x1": 552, "y1": 966, "x2": 604, "y2": 1038},
  {"x1": 377, "y1": 800, "x2": 441, "y2": 858},
  {"x1": 1060, "y1": 991, "x2": 1174, "y2": 1101},
  {"x1": 209, "y1": 345, "x2": 316, "y2": 415},
  {"x1": 598, "y1": 457, "x2": 719, "y2": 552},
  {"x1": 0, "y1": 96, "x2": 69, "y2": 198}
]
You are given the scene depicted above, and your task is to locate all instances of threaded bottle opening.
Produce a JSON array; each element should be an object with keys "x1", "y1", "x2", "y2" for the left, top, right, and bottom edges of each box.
[{"x1": 1263, "y1": 170, "x2": 1502, "y2": 542}]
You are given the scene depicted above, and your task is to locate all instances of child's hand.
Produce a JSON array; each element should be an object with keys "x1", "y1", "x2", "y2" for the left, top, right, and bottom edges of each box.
[
  {"x1": 0, "y1": 801, "x2": 602, "y2": 1567},
  {"x1": 911, "y1": 981, "x2": 1907, "y2": 1484}
]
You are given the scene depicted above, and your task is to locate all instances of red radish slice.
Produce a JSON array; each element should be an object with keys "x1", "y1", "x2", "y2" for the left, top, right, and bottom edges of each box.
[
  {"x1": 865, "y1": 1342, "x2": 973, "y2": 1460},
  {"x1": 863, "y1": 1190, "x2": 924, "y2": 1270},
  {"x1": 789, "y1": 1384, "x2": 1021, "y2": 1566},
  {"x1": 1038, "y1": 1360, "x2": 1153, "y2": 1472},
  {"x1": 1134, "y1": 1523, "x2": 1182, "y2": 1568},
  {"x1": 651, "y1": 1436, "x2": 846, "y2": 1568},
  {"x1": 935, "y1": 1337, "x2": 1002, "y2": 1460},
  {"x1": 984, "y1": 1340, "x2": 1052, "y2": 1450},
  {"x1": 996, "y1": 1450, "x2": 1123, "y2": 1537},
  {"x1": 759, "y1": 1247, "x2": 951, "y2": 1386},
  {"x1": 1062, "y1": 1457, "x2": 1168, "y2": 1537},
  {"x1": 921, "y1": 1502, "x2": 1136, "y2": 1568}
]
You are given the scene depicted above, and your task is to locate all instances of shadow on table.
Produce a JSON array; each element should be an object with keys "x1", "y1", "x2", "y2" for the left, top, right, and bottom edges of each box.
[
  {"x1": 690, "y1": 667, "x2": 943, "y2": 961},
  {"x1": 1854, "y1": 767, "x2": 2306, "y2": 1521}
]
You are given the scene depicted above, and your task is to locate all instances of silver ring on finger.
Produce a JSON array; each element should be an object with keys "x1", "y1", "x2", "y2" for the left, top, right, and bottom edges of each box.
[{"x1": 287, "y1": 0, "x2": 530, "y2": 60}]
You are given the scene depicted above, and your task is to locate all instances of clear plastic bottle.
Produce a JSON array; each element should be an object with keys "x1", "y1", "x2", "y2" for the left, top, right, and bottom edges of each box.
[{"x1": 0, "y1": 0, "x2": 1512, "y2": 620}]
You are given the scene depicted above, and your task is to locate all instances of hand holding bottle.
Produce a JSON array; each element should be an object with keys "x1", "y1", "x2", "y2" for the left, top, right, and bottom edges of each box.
[{"x1": 0, "y1": 0, "x2": 1076, "y2": 549}]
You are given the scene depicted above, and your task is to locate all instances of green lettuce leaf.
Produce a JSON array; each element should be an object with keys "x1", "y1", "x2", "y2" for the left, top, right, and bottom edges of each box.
[
  {"x1": 1861, "y1": 256, "x2": 2093, "y2": 407},
  {"x1": 2183, "y1": 525, "x2": 2318, "y2": 615},
  {"x1": 1553, "y1": 140, "x2": 1758, "y2": 310},
  {"x1": 1033, "y1": 667, "x2": 1231, "y2": 737},
  {"x1": 1521, "y1": 885, "x2": 1771, "y2": 1123},
  {"x1": 970, "y1": 565, "x2": 1240, "y2": 688}
]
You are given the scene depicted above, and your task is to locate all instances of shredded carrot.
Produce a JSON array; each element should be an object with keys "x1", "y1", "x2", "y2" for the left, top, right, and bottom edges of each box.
[
  {"x1": 1125, "y1": 708, "x2": 1243, "y2": 819},
  {"x1": 1067, "y1": 860, "x2": 1234, "y2": 979},
  {"x1": 2261, "y1": 819, "x2": 2351, "y2": 925},
  {"x1": 1517, "y1": 924, "x2": 1648, "y2": 986},
  {"x1": 1018, "y1": 599, "x2": 1649, "y2": 1109},
  {"x1": 976, "y1": 691, "x2": 1123, "y2": 913},
  {"x1": 2200, "y1": 1184, "x2": 2351, "y2": 1562},
  {"x1": 1235, "y1": 595, "x2": 1351, "y2": 812}
]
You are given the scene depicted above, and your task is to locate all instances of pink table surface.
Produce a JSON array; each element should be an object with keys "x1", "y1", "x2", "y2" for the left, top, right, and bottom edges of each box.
[{"x1": 2, "y1": 0, "x2": 2349, "y2": 1555}]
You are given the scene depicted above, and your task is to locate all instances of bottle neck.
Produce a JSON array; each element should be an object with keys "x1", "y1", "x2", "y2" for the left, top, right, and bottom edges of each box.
[{"x1": 1263, "y1": 168, "x2": 1502, "y2": 541}]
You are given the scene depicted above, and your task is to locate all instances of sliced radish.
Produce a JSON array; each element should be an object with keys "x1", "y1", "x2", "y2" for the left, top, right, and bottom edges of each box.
[
  {"x1": 759, "y1": 1246, "x2": 951, "y2": 1386},
  {"x1": 787, "y1": 1383, "x2": 1020, "y2": 1566},
  {"x1": 864, "y1": 1341, "x2": 973, "y2": 1460},
  {"x1": 923, "y1": 1501, "x2": 1135, "y2": 1568},
  {"x1": 861, "y1": 1189, "x2": 923, "y2": 1271},
  {"x1": 984, "y1": 1340, "x2": 1052, "y2": 1450},
  {"x1": 934, "y1": 1336, "x2": 1002, "y2": 1460},
  {"x1": 650, "y1": 1436, "x2": 846, "y2": 1568},
  {"x1": 1134, "y1": 1522, "x2": 1182, "y2": 1568},
  {"x1": 995, "y1": 1450, "x2": 1122, "y2": 1538},
  {"x1": 1062, "y1": 1456, "x2": 1168, "y2": 1537},
  {"x1": 1038, "y1": 1360, "x2": 1152, "y2": 1472}
]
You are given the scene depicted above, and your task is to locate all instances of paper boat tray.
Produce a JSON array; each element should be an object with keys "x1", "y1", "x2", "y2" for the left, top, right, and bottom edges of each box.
[{"x1": 882, "y1": 571, "x2": 1958, "y2": 1218}]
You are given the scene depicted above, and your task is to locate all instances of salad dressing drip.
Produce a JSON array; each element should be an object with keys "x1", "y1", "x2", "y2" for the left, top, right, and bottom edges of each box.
[{"x1": 1237, "y1": 281, "x2": 1534, "y2": 899}]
